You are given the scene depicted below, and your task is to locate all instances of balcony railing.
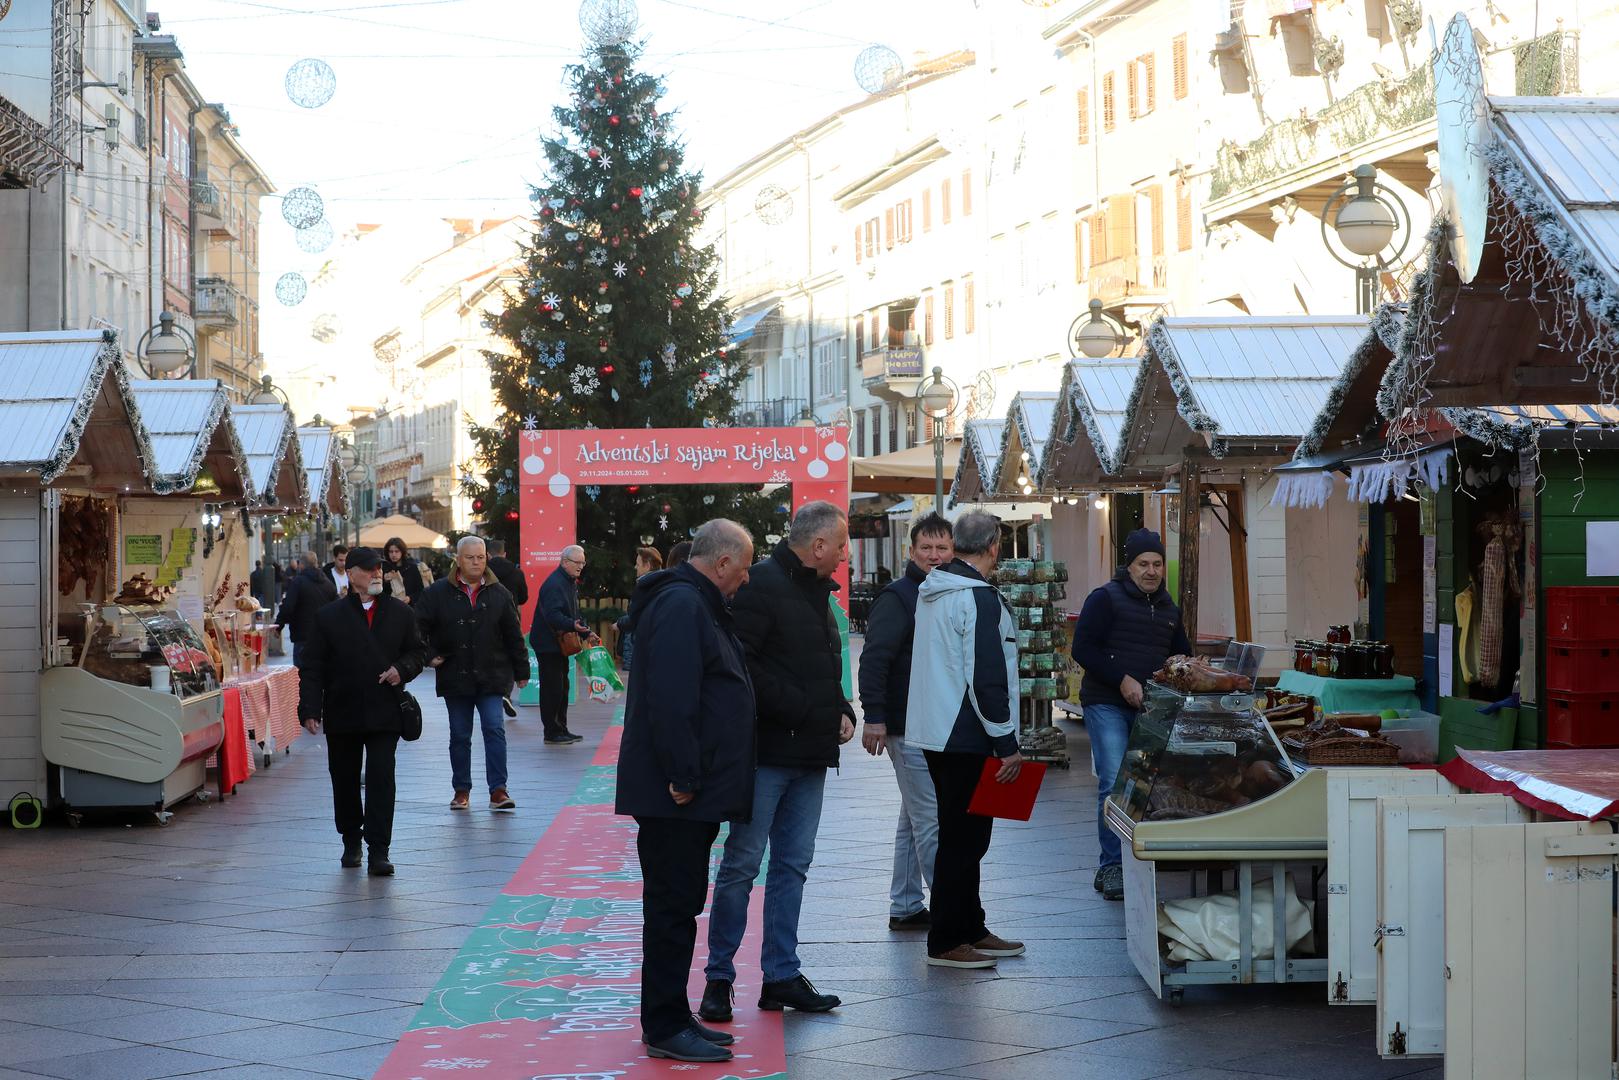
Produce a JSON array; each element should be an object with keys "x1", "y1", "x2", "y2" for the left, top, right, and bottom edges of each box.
[
  {"x1": 729, "y1": 398, "x2": 807, "y2": 428},
  {"x1": 193, "y1": 277, "x2": 240, "y2": 329},
  {"x1": 190, "y1": 177, "x2": 220, "y2": 209},
  {"x1": 860, "y1": 346, "x2": 925, "y2": 385}
]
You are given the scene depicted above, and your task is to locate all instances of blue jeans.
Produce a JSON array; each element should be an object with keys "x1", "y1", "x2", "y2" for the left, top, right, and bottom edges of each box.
[
  {"x1": 446, "y1": 694, "x2": 508, "y2": 794},
  {"x1": 705, "y1": 764, "x2": 825, "y2": 985},
  {"x1": 1085, "y1": 702, "x2": 1136, "y2": 868},
  {"x1": 886, "y1": 734, "x2": 938, "y2": 919}
]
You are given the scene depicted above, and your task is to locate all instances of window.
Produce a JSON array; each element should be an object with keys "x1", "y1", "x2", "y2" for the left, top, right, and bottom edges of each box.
[
  {"x1": 855, "y1": 318, "x2": 865, "y2": 355},
  {"x1": 922, "y1": 188, "x2": 932, "y2": 232},
  {"x1": 943, "y1": 284, "x2": 955, "y2": 339},
  {"x1": 888, "y1": 402, "x2": 899, "y2": 452},
  {"x1": 864, "y1": 218, "x2": 879, "y2": 258},
  {"x1": 870, "y1": 406, "x2": 883, "y2": 455},
  {"x1": 855, "y1": 410, "x2": 866, "y2": 457},
  {"x1": 870, "y1": 311, "x2": 880, "y2": 350},
  {"x1": 964, "y1": 277, "x2": 975, "y2": 334},
  {"x1": 815, "y1": 337, "x2": 844, "y2": 401},
  {"x1": 854, "y1": 225, "x2": 862, "y2": 264},
  {"x1": 884, "y1": 207, "x2": 895, "y2": 250},
  {"x1": 1173, "y1": 34, "x2": 1189, "y2": 100},
  {"x1": 1177, "y1": 175, "x2": 1194, "y2": 251},
  {"x1": 961, "y1": 170, "x2": 973, "y2": 216},
  {"x1": 924, "y1": 293, "x2": 935, "y2": 346},
  {"x1": 897, "y1": 198, "x2": 914, "y2": 242},
  {"x1": 941, "y1": 178, "x2": 953, "y2": 225},
  {"x1": 1075, "y1": 218, "x2": 1087, "y2": 282},
  {"x1": 1102, "y1": 72, "x2": 1117, "y2": 131},
  {"x1": 1089, "y1": 213, "x2": 1107, "y2": 266},
  {"x1": 1148, "y1": 184, "x2": 1165, "y2": 257},
  {"x1": 1128, "y1": 54, "x2": 1156, "y2": 118},
  {"x1": 1076, "y1": 88, "x2": 1090, "y2": 144},
  {"x1": 905, "y1": 405, "x2": 917, "y2": 448}
]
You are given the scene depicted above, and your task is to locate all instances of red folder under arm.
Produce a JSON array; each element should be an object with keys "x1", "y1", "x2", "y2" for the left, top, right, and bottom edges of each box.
[{"x1": 967, "y1": 758, "x2": 1048, "y2": 821}]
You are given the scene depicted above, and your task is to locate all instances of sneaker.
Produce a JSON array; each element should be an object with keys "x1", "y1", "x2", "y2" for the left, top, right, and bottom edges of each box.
[
  {"x1": 490, "y1": 788, "x2": 516, "y2": 811},
  {"x1": 972, "y1": 933, "x2": 1026, "y2": 957},
  {"x1": 449, "y1": 791, "x2": 470, "y2": 811},
  {"x1": 927, "y1": 944, "x2": 998, "y2": 969},
  {"x1": 697, "y1": 979, "x2": 733, "y2": 1023},
  {"x1": 501, "y1": 696, "x2": 517, "y2": 718},
  {"x1": 758, "y1": 973, "x2": 840, "y2": 1013},
  {"x1": 888, "y1": 908, "x2": 931, "y2": 931},
  {"x1": 1097, "y1": 863, "x2": 1124, "y2": 901}
]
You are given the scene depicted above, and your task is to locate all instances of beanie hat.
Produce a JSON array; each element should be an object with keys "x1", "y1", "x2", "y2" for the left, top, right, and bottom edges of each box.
[{"x1": 1122, "y1": 528, "x2": 1166, "y2": 565}]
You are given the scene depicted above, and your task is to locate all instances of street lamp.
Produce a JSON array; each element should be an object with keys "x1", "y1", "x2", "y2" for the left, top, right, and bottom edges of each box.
[
  {"x1": 1068, "y1": 299, "x2": 1128, "y2": 359},
  {"x1": 247, "y1": 375, "x2": 290, "y2": 407},
  {"x1": 135, "y1": 312, "x2": 196, "y2": 378},
  {"x1": 914, "y1": 365, "x2": 958, "y2": 509},
  {"x1": 1320, "y1": 163, "x2": 1412, "y2": 313}
]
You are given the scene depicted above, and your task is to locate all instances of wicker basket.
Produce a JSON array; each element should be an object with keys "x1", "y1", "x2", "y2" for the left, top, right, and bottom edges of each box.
[{"x1": 1284, "y1": 736, "x2": 1400, "y2": 766}]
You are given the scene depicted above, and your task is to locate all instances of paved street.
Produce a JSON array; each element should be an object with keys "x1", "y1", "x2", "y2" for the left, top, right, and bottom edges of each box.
[{"x1": 0, "y1": 649, "x2": 1438, "y2": 1079}]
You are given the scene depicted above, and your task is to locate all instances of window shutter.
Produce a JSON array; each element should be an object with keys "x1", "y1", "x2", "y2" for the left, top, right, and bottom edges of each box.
[
  {"x1": 1177, "y1": 176, "x2": 1194, "y2": 251},
  {"x1": 961, "y1": 170, "x2": 973, "y2": 216},
  {"x1": 871, "y1": 312, "x2": 879, "y2": 349},
  {"x1": 1127, "y1": 62, "x2": 1139, "y2": 120},
  {"x1": 941, "y1": 178, "x2": 953, "y2": 225},
  {"x1": 1107, "y1": 196, "x2": 1137, "y2": 262},
  {"x1": 924, "y1": 293, "x2": 935, "y2": 345},
  {"x1": 1102, "y1": 72, "x2": 1116, "y2": 132},
  {"x1": 1145, "y1": 53, "x2": 1157, "y2": 114},
  {"x1": 1173, "y1": 34, "x2": 1189, "y2": 100},
  {"x1": 964, "y1": 278, "x2": 976, "y2": 333},
  {"x1": 855, "y1": 318, "x2": 864, "y2": 355},
  {"x1": 1089, "y1": 212, "x2": 1107, "y2": 265},
  {"x1": 1075, "y1": 219, "x2": 1087, "y2": 282},
  {"x1": 922, "y1": 188, "x2": 932, "y2": 232},
  {"x1": 855, "y1": 411, "x2": 866, "y2": 457},
  {"x1": 1076, "y1": 88, "x2": 1090, "y2": 144},
  {"x1": 944, "y1": 285, "x2": 955, "y2": 338},
  {"x1": 884, "y1": 207, "x2": 895, "y2": 250},
  {"x1": 902, "y1": 198, "x2": 914, "y2": 241},
  {"x1": 1149, "y1": 184, "x2": 1165, "y2": 257},
  {"x1": 854, "y1": 225, "x2": 863, "y2": 263}
]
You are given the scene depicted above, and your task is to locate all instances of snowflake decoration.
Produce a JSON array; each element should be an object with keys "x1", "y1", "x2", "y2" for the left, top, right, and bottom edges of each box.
[
  {"x1": 537, "y1": 342, "x2": 565, "y2": 368},
  {"x1": 538, "y1": 225, "x2": 551, "y2": 239},
  {"x1": 495, "y1": 480, "x2": 510, "y2": 496},
  {"x1": 590, "y1": 246, "x2": 609, "y2": 263},
  {"x1": 658, "y1": 210, "x2": 677, "y2": 223},
  {"x1": 686, "y1": 389, "x2": 696, "y2": 407},
  {"x1": 569, "y1": 364, "x2": 601, "y2": 396},
  {"x1": 541, "y1": 292, "x2": 561, "y2": 309},
  {"x1": 596, "y1": 153, "x2": 613, "y2": 169},
  {"x1": 639, "y1": 358, "x2": 653, "y2": 387},
  {"x1": 421, "y1": 1058, "x2": 491, "y2": 1071},
  {"x1": 551, "y1": 311, "x2": 565, "y2": 321},
  {"x1": 769, "y1": 469, "x2": 790, "y2": 483},
  {"x1": 525, "y1": 281, "x2": 542, "y2": 298},
  {"x1": 658, "y1": 514, "x2": 669, "y2": 530},
  {"x1": 520, "y1": 326, "x2": 540, "y2": 347},
  {"x1": 663, "y1": 343, "x2": 678, "y2": 371},
  {"x1": 523, "y1": 414, "x2": 538, "y2": 430},
  {"x1": 565, "y1": 231, "x2": 580, "y2": 241},
  {"x1": 564, "y1": 261, "x2": 578, "y2": 270},
  {"x1": 613, "y1": 261, "x2": 628, "y2": 277},
  {"x1": 585, "y1": 485, "x2": 601, "y2": 501}
]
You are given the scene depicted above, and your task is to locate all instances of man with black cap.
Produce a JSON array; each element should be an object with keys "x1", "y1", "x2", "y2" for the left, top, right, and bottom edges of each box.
[
  {"x1": 298, "y1": 545, "x2": 428, "y2": 876},
  {"x1": 1071, "y1": 528, "x2": 1191, "y2": 900}
]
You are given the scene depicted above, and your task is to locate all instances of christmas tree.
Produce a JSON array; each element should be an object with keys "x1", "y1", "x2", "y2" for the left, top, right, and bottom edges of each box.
[{"x1": 467, "y1": 39, "x2": 784, "y2": 597}]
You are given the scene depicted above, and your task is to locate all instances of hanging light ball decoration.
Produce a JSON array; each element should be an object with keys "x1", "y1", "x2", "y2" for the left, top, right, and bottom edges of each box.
[
  {"x1": 294, "y1": 217, "x2": 334, "y2": 254},
  {"x1": 579, "y1": 0, "x2": 639, "y2": 46},
  {"x1": 274, "y1": 272, "x2": 308, "y2": 307},
  {"x1": 753, "y1": 184, "x2": 794, "y2": 226},
  {"x1": 1069, "y1": 298, "x2": 1126, "y2": 359},
  {"x1": 284, "y1": 58, "x2": 337, "y2": 109},
  {"x1": 854, "y1": 44, "x2": 904, "y2": 95},
  {"x1": 280, "y1": 186, "x2": 324, "y2": 230}
]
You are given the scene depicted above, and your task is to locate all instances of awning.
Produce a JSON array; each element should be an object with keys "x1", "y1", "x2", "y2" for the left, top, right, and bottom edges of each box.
[
  {"x1": 129, "y1": 379, "x2": 248, "y2": 499},
  {"x1": 852, "y1": 440, "x2": 960, "y2": 494},
  {"x1": 728, "y1": 304, "x2": 779, "y2": 344},
  {"x1": 297, "y1": 425, "x2": 348, "y2": 515},
  {"x1": 358, "y1": 514, "x2": 448, "y2": 551},
  {"x1": 229, "y1": 403, "x2": 308, "y2": 509},
  {"x1": 885, "y1": 497, "x2": 915, "y2": 516},
  {"x1": 989, "y1": 391, "x2": 1059, "y2": 497}
]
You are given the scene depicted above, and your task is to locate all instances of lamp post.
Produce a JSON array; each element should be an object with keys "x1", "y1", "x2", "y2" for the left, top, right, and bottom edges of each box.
[
  {"x1": 247, "y1": 374, "x2": 290, "y2": 407},
  {"x1": 1320, "y1": 163, "x2": 1412, "y2": 313},
  {"x1": 915, "y1": 365, "x2": 958, "y2": 509},
  {"x1": 1067, "y1": 298, "x2": 1128, "y2": 359},
  {"x1": 135, "y1": 312, "x2": 196, "y2": 378}
]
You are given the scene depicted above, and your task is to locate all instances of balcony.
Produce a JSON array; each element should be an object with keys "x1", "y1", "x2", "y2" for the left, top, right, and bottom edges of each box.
[
  {"x1": 191, "y1": 178, "x2": 229, "y2": 234},
  {"x1": 860, "y1": 346, "x2": 926, "y2": 400},
  {"x1": 730, "y1": 398, "x2": 807, "y2": 428},
  {"x1": 1088, "y1": 255, "x2": 1168, "y2": 311},
  {"x1": 193, "y1": 277, "x2": 240, "y2": 333}
]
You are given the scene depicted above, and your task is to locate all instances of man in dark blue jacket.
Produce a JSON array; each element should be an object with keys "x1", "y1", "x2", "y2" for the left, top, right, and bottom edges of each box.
[
  {"x1": 858, "y1": 513, "x2": 953, "y2": 932},
  {"x1": 277, "y1": 550, "x2": 338, "y2": 668},
  {"x1": 616, "y1": 520, "x2": 756, "y2": 1065},
  {"x1": 528, "y1": 545, "x2": 594, "y2": 744},
  {"x1": 1071, "y1": 528, "x2": 1191, "y2": 900}
]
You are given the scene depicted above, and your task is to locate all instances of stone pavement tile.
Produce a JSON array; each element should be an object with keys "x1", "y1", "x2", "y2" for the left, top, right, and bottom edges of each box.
[
  {"x1": 0, "y1": 1024, "x2": 134, "y2": 1065},
  {"x1": 1041, "y1": 988, "x2": 1241, "y2": 1027},
  {"x1": 108, "y1": 951, "x2": 340, "y2": 981},
  {"x1": 13, "y1": 1044, "x2": 241, "y2": 1080},
  {"x1": 781, "y1": 1017, "x2": 892, "y2": 1054},
  {"x1": 0, "y1": 995, "x2": 149, "y2": 1027},
  {"x1": 300, "y1": 1004, "x2": 419, "y2": 1039},
  {"x1": 56, "y1": 1007, "x2": 269, "y2": 1044},
  {"x1": 282, "y1": 1039, "x2": 395, "y2": 1079},
  {"x1": 225, "y1": 990, "x2": 407, "y2": 1023},
  {"x1": 803, "y1": 1032, "x2": 1030, "y2": 1070},
  {"x1": 1210, "y1": 1044, "x2": 1439, "y2": 1079},
  {"x1": 0, "y1": 936, "x2": 140, "y2": 958},
  {"x1": 905, "y1": 975, "x2": 1144, "y2": 1012},
  {"x1": 0, "y1": 981, "x2": 109, "y2": 997},
  {"x1": 343, "y1": 925, "x2": 479, "y2": 951},
  {"x1": 164, "y1": 1023, "x2": 385, "y2": 1062},
  {"x1": 955, "y1": 1012, "x2": 1150, "y2": 1051},
  {"x1": 795, "y1": 999, "x2": 1016, "y2": 1042},
  {"x1": 1071, "y1": 1026, "x2": 1298, "y2": 1066},
  {"x1": 148, "y1": 1068, "x2": 340, "y2": 1080},
  {"x1": 325, "y1": 947, "x2": 461, "y2": 975},
  {"x1": 0, "y1": 955, "x2": 131, "y2": 981},
  {"x1": 771, "y1": 1060, "x2": 916, "y2": 1080},
  {"x1": 100, "y1": 975, "x2": 326, "y2": 1001},
  {"x1": 945, "y1": 1048, "x2": 1180, "y2": 1080},
  {"x1": 315, "y1": 972, "x2": 443, "y2": 994}
]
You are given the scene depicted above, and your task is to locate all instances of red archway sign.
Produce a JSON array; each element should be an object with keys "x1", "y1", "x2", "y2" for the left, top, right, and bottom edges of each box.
[{"x1": 518, "y1": 425, "x2": 852, "y2": 625}]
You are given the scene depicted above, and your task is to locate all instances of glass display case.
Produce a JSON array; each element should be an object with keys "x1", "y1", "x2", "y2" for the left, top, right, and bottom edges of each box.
[
  {"x1": 79, "y1": 604, "x2": 219, "y2": 698},
  {"x1": 1111, "y1": 683, "x2": 1295, "y2": 824}
]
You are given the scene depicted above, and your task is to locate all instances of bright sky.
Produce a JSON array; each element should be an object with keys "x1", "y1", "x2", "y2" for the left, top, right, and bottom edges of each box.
[{"x1": 161, "y1": 0, "x2": 973, "y2": 368}]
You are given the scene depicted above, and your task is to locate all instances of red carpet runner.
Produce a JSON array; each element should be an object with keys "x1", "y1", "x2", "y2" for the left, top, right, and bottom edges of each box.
[{"x1": 374, "y1": 717, "x2": 788, "y2": 1079}]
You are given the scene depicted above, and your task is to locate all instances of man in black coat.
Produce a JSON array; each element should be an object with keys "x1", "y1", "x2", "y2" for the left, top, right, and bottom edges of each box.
[
  {"x1": 297, "y1": 546, "x2": 427, "y2": 876},
  {"x1": 616, "y1": 520, "x2": 756, "y2": 1064},
  {"x1": 528, "y1": 545, "x2": 594, "y2": 744},
  {"x1": 699, "y1": 501, "x2": 853, "y2": 1023},
  {"x1": 485, "y1": 538, "x2": 529, "y2": 607},
  {"x1": 415, "y1": 536, "x2": 528, "y2": 812},
  {"x1": 858, "y1": 512, "x2": 954, "y2": 932},
  {"x1": 277, "y1": 550, "x2": 338, "y2": 668}
]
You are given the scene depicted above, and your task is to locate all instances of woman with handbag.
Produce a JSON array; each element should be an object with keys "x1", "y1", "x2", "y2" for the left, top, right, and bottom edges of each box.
[
  {"x1": 298, "y1": 546, "x2": 428, "y2": 876},
  {"x1": 382, "y1": 537, "x2": 426, "y2": 605},
  {"x1": 529, "y1": 544, "x2": 598, "y2": 745}
]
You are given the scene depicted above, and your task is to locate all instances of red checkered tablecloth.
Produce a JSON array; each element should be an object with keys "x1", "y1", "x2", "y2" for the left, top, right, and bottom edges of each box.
[{"x1": 229, "y1": 666, "x2": 301, "y2": 757}]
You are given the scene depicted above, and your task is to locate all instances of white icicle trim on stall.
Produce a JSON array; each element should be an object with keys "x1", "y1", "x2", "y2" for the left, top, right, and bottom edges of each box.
[
  {"x1": 1269, "y1": 470, "x2": 1336, "y2": 510},
  {"x1": 1344, "y1": 448, "x2": 1451, "y2": 504}
]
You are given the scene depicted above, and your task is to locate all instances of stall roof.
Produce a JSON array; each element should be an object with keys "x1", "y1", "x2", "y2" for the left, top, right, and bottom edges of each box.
[
  {"x1": 297, "y1": 426, "x2": 347, "y2": 515},
  {"x1": 950, "y1": 418, "x2": 1004, "y2": 504},
  {"x1": 851, "y1": 439, "x2": 960, "y2": 495},
  {"x1": 229, "y1": 403, "x2": 308, "y2": 508},
  {"x1": 1120, "y1": 315, "x2": 1369, "y2": 470},
  {"x1": 129, "y1": 379, "x2": 249, "y2": 498},
  {"x1": 1382, "y1": 97, "x2": 1619, "y2": 412},
  {"x1": 1288, "y1": 305, "x2": 1406, "y2": 464},
  {"x1": 0, "y1": 330, "x2": 157, "y2": 488},
  {"x1": 989, "y1": 391, "x2": 1059, "y2": 497},
  {"x1": 1038, "y1": 355, "x2": 1143, "y2": 488}
]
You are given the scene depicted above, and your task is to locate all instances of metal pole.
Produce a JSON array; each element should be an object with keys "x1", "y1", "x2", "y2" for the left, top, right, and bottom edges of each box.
[{"x1": 934, "y1": 422, "x2": 945, "y2": 509}]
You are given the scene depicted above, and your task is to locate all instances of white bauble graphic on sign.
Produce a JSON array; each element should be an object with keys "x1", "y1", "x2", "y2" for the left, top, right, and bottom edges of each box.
[
  {"x1": 523, "y1": 454, "x2": 544, "y2": 475},
  {"x1": 807, "y1": 458, "x2": 829, "y2": 479},
  {"x1": 824, "y1": 440, "x2": 847, "y2": 462},
  {"x1": 548, "y1": 473, "x2": 571, "y2": 497}
]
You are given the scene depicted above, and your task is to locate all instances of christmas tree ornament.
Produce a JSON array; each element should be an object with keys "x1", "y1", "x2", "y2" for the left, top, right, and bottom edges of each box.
[
  {"x1": 613, "y1": 261, "x2": 628, "y2": 277},
  {"x1": 611, "y1": 388, "x2": 620, "y2": 401},
  {"x1": 676, "y1": 283, "x2": 692, "y2": 297},
  {"x1": 579, "y1": 0, "x2": 639, "y2": 47},
  {"x1": 585, "y1": 485, "x2": 602, "y2": 501},
  {"x1": 703, "y1": 495, "x2": 715, "y2": 505},
  {"x1": 611, "y1": 202, "x2": 620, "y2": 211},
  {"x1": 629, "y1": 186, "x2": 643, "y2": 198},
  {"x1": 658, "y1": 514, "x2": 669, "y2": 531},
  {"x1": 597, "y1": 153, "x2": 614, "y2": 169},
  {"x1": 595, "y1": 303, "x2": 613, "y2": 313},
  {"x1": 566, "y1": 231, "x2": 580, "y2": 241},
  {"x1": 523, "y1": 414, "x2": 539, "y2": 430},
  {"x1": 587, "y1": 147, "x2": 601, "y2": 159},
  {"x1": 658, "y1": 160, "x2": 670, "y2": 172},
  {"x1": 601, "y1": 364, "x2": 615, "y2": 374},
  {"x1": 285, "y1": 58, "x2": 337, "y2": 109},
  {"x1": 598, "y1": 339, "x2": 609, "y2": 353},
  {"x1": 639, "y1": 358, "x2": 653, "y2": 386},
  {"x1": 609, "y1": 116, "x2": 620, "y2": 126}
]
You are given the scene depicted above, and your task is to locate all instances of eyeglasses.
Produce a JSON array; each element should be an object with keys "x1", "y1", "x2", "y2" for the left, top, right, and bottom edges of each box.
[{"x1": 563, "y1": 557, "x2": 586, "y2": 567}]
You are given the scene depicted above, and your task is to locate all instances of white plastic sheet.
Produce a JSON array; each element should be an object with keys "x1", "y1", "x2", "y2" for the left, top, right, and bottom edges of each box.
[{"x1": 1157, "y1": 873, "x2": 1315, "y2": 962}]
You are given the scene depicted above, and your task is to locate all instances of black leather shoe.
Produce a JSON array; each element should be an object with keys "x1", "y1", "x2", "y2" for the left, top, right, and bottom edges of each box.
[
  {"x1": 688, "y1": 1015, "x2": 734, "y2": 1045},
  {"x1": 645, "y1": 1027, "x2": 732, "y2": 1063},
  {"x1": 758, "y1": 973, "x2": 840, "y2": 1013},
  {"x1": 341, "y1": 835, "x2": 363, "y2": 869},
  {"x1": 888, "y1": 907, "x2": 930, "y2": 931},
  {"x1": 697, "y1": 979, "x2": 733, "y2": 1022},
  {"x1": 367, "y1": 852, "x2": 395, "y2": 876}
]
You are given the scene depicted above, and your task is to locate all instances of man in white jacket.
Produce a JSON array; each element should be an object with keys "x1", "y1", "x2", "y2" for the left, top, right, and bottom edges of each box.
[{"x1": 905, "y1": 511, "x2": 1027, "y2": 969}]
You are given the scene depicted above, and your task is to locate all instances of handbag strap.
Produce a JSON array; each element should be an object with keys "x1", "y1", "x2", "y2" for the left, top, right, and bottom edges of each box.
[{"x1": 354, "y1": 599, "x2": 408, "y2": 701}]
